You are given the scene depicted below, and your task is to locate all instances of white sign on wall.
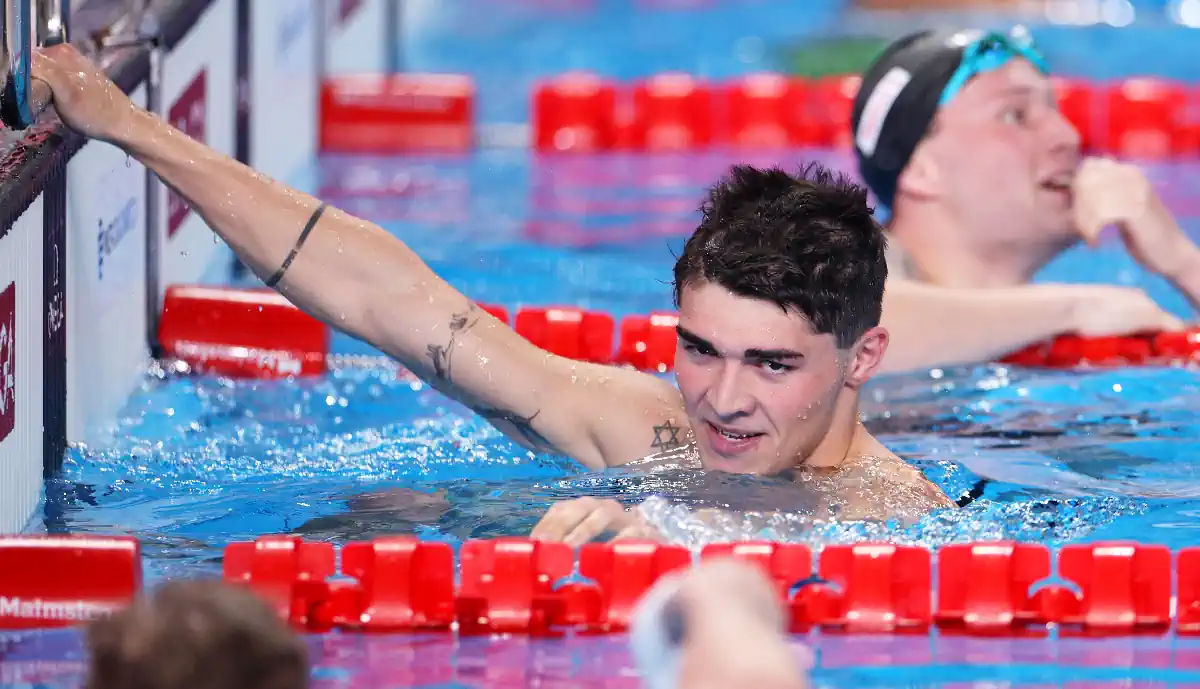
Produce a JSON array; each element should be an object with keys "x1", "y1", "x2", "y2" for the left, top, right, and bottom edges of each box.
[
  {"x1": 250, "y1": 0, "x2": 319, "y2": 185},
  {"x1": 65, "y1": 83, "x2": 150, "y2": 448},
  {"x1": 0, "y1": 196, "x2": 45, "y2": 534},
  {"x1": 157, "y1": 0, "x2": 237, "y2": 299},
  {"x1": 324, "y1": 0, "x2": 388, "y2": 75}
]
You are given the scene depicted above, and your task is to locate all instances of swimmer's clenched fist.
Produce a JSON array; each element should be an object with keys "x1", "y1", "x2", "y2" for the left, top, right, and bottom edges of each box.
[
  {"x1": 31, "y1": 44, "x2": 951, "y2": 528},
  {"x1": 1073, "y1": 158, "x2": 1200, "y2": 291}
]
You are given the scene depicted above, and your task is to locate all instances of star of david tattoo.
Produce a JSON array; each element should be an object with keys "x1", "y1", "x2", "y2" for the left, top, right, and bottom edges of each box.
[{"x1": 651, "y1": 420, "x2": 684, "y2": 452}]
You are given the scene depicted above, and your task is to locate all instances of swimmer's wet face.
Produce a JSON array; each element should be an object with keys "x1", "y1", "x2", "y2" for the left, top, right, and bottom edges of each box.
[
  {"x1": 675, "y1": 282, "x2": 870, "y2": 474},
  {"x1": 904, "y1": 59, "x2": 1081, "y2": 252},
  {"x1": 672, "y1": 164, "x2": 889, "y2": 474}
]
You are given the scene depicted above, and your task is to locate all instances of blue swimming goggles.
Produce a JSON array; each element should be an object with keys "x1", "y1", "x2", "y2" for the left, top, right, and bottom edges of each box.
[{"x1": 937, "y1": 28, "x2": 1049, "y2": 107}]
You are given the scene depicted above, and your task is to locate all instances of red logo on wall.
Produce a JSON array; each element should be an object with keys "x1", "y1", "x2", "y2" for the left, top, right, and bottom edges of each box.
[
  {"x1": 0, "y1": 281, "x2": 16, "y2": 443},
  {"x1": 167, "y1": 70, "x2": 208, "y2": 238},
  {"x1": 337, "y1": 0, "x2": 363, "y2": 23}
]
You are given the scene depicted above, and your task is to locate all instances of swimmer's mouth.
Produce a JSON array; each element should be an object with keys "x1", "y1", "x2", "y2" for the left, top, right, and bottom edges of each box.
[
  {"x1": 707, "y1": 422, "x2": 763, "y2": 441},
  {"x1": 1040, "y1": 176, "x2": 1073, "y2": 194}
]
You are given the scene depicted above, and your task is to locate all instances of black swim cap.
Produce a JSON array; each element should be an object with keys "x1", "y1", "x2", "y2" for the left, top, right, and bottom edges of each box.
[
  {"x1": 850, "y1": 29, "x2": 974, "y2": 212},
  {"x1": 851, "y1": 28, "x2": 1047, "y2": 212}
]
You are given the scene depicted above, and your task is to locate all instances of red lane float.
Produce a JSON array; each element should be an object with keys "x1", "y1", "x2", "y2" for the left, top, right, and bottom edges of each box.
[
  {"x1": 0, "y1": 535, "x2": 141, "y2": 629},
  {"x1": 208, "y1": 536, "x2": 1200, "y2": 637},
  {"x1": 311, "y1": 69, "x2": 1200, "y2": 158},
  {"x1": 158, "y1": 285, "x2": 330, "y2": 379},
  {"x1": 1000, "y1": 329, "x2": 1200, "y2": 368},
  {"x1": 515, "y1": 307, "x2": 615, "y2": 364},
  {"x1": 320, "y1": 74, "x2": 475, "y2": 154},
  {"x1": 0, "y1": 534, "x2": 1194, "y2": 637},
  {"x1": 159, "y1": 284, "x2": 1200, "y2": 377},
  {"x1": 1106, "y1": 77, "x2": 1186, "y2": 160},
  {"x1": 534, "y1": 72, "x2": 618, "y2": 153},
  {"x1": 723, "y1": 73, "x2": 808, "y2": 149},
  {"x1": 629, "y1": 73, "x2": 716, "y2": 151}
]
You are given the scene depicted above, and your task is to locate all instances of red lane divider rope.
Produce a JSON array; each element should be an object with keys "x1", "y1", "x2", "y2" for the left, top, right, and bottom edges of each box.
[
  {"x1": 318, "y1": 70, "x2": 1200, "y2": 159},
  {"x1": 158, "y1": 284, "x2": 1200, "y2": 379},
  {"x1": 0, "y1": 536, "x2": 142, "y2": 629},
  {"x1": 3, "y1": 535, "x2": 1198, "y2": 637}
]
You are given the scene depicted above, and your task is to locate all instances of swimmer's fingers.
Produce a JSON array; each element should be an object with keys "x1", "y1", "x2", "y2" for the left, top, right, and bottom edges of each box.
[
  {"x1": 1073, "y1": 205, "x2": 1105, "y2": 248},
  {"x1": 563, "y1": 502, "x2": 627, "y2": 547},
  {"x1": 531, "y1": 497, "x2": 605, "y2": 542},
  {"x1": 1072, "y1": 158, "x2": 1119, "y2": 248}
]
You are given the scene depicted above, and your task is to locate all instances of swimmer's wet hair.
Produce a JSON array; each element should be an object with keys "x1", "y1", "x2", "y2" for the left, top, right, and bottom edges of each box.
[
  {"x1": 673, "y1": 162, "x2": 887, "y2": 348},
  {"x1": 84, "y1": 579, "x2": 308, "y2": 689}
]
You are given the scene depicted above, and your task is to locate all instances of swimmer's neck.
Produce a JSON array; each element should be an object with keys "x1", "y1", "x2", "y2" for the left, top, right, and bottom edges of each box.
[
  {"x1": 888, "y1": 206, "x2": 1064, "y2": 288},
  {"x1": 789, "y1": 399, "x2": 883, "y2": 471}
]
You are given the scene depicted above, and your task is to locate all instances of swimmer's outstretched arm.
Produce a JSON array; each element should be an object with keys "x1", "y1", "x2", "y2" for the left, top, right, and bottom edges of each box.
[
  {"x1": 880, "y1": 278, "x2": 1184, "y2": 373},
  {"x1": 33, "y1": 45, "x2": 686, "y2": 469}
]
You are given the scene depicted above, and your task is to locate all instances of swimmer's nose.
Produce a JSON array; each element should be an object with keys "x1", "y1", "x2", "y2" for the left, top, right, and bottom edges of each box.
[
  {"x1": 707, "y1": 361, "x2": 754, "y2": 419},
  {"x1": 1045, "y1": 103, "x2": 1082, "y2": 158}
]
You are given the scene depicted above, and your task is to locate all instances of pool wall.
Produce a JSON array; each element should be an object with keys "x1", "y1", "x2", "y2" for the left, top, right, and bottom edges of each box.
[{"x1": 0, "y1": 0, "x2": 391, "y2": 532}]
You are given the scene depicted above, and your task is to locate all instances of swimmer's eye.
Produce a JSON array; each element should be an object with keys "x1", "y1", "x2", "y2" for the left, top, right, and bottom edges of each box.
[
  {"x1": 757, "y1": 359, "x2": 795, "y2": 375},
  {"x1": 1001, "y1": 106, "x2": 1029, "y2": 126},
  {"x1": 682, "y1": 342, "x2": 717, "y2": 357}
]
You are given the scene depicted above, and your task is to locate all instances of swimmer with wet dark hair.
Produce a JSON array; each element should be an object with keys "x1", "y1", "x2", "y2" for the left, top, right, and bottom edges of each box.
[
  {"x1": 30, "y1": 43, "x2": 953, "y2": 545},
  {"x1": 84, "y1": 579, "x2": 308, "y2": 689}
]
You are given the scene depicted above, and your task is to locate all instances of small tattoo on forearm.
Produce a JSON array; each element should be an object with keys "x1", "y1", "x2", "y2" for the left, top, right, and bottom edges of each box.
[
  {"x1": 427, "y1": 303, "x2": 479, "y2": 382},
  {"x1": 651, "y1": 420, "x2": 684, "y2": 452},
  {"x1": 479, "y1": 406, "x2": 555, "y2": 452}
]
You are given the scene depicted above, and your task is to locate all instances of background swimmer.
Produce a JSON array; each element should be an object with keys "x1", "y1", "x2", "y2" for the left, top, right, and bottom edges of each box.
[{"x1": 854, "y1": 29, "x2": 1197, "y2": 372}]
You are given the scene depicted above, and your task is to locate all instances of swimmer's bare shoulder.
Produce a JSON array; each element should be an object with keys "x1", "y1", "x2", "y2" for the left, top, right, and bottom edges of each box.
[
  {"x1": 570, "y1": 366, "x2": 692, "y2": 467},
  {"x1": 832, "y1": 433, "x2": 956, "y2": 521}
]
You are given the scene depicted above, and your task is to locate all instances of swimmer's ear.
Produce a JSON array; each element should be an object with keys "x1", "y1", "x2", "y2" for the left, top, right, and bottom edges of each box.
[
  {"x1": 896, "y1": 141, "x2": 941, "y2": 201},
  {"x1": 845, "y1": 326, "x2": 889, "y2": 388}
]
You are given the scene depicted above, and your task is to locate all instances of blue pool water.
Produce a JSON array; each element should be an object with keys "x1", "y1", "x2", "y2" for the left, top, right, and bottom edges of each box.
[{"x1": 13, "y1": 1, "x2": 1200, "y2": 687}]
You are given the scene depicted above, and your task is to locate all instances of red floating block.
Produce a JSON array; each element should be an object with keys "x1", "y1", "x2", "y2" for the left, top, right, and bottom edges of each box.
[
  {"x1": 514, "y1": 306, "x2": 615, "y2": 363},
  {"x1": 630, "y1": 73, "x2": 715, "y2": 151},
  {"x1": 223, "y1": 536, "x2": 336, "y2": 627},
  {"x1": 478, "y1": 302, "x2": 511, "y2": 325},
  {"x1": 802, "y1": 543, "x2": 932, "y2": 633},
  {"x1": 339, "y1": 537, "x2": 455, "y2": 631},
  {"x1": 1152, "y1": 327, "x2": 1200, "y2": 362},
  {"x1": 572, "y1": 541, "x2": 692, "y2": 632},
  {"x1": 320, "y1": 74, "x2": 474, "y2": 154},
  {"x1": 0, "y1": 535, "x2": 141, "y2": 629},
  {"x1": 701, "y1": 542, "x2": 813, "y2": 602},
  {"x1": 1033, "y1": 542, "x2": 1171, "y2": 634},
  {"x1": 800, "y1": 75, "x2": 860, "y2": 147},
  {"x1": 1053, "y1": 77, "x2": 1096, "y2": 152},
  {"x1": 1000, "y1": 334, "x2": 1153, "y2": 369},
  {"x1": 534, "y1": 72, "x2": 618, "y2": 153},
  {"x1": 935, "y1": 542, "x2": 1051, "y2": 634},
  {"x1": 1176, "y1": 86, "x2": 1200, "y2": 157},
  {"x1": 456, "y1": 538, "x2": 574, "y2": 634},
  {"x1": 1175, "y1": 547, "x2": 1200, "y2": 634},
  {"x1": 159, "y1": 285, "x2": 329, "y2": 379},
  {"x1": 722, "y1": 73, "x2": 806, "y2": 149},
  {"x1": 1105, "y1": 77, "x2": 1185, "y2": 160},
  {"x1": 616, "y1": 312, "x2": 678, "y2": 372}
]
